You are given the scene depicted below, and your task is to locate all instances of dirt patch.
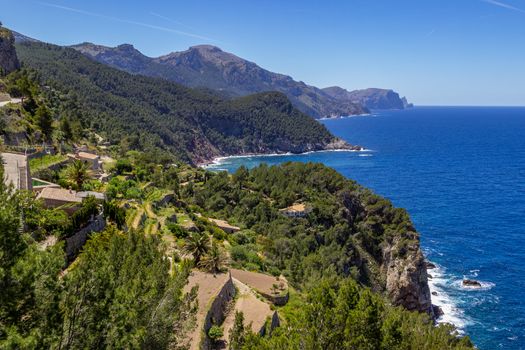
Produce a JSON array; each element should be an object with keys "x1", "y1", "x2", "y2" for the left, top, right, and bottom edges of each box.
[
  {"x1": 183, "y1": 271, "x2": 233, "y2": 350},
  {"x1": 222, "y1": 278, "x2": 276, "y2": 344},
  {"x1": 230, "y1": 268, "x2": 288, "y2": 304}
]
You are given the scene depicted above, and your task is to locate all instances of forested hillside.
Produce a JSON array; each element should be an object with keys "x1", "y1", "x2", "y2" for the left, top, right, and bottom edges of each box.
[{"x1": 15, "y1": 42, "x2": 350, "y2": 164}]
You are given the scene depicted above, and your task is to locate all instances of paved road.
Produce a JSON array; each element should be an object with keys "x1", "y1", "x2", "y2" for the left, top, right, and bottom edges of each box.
[{"x1": 1, "y1": 152, "x2": 31, "y2": 190}]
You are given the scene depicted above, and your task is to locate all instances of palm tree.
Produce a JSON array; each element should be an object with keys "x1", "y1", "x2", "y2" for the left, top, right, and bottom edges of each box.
[
  {"x1": 199, "y1": 240, "x2": 228, "y2": 274},
  {"x1": 65, "y1": 160, "x2": 91, "y2": 190},
  {"x1": 182, "y1": 232, "x2": 210, "y2": 265}
]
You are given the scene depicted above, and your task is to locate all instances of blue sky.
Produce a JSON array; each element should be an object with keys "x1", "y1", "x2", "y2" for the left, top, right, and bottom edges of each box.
[{"x1": 2, "y1": 0, "x2": 524, "y2": 106}]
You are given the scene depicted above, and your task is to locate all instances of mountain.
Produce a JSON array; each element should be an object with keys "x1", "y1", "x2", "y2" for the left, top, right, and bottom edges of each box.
[
  {"x1": 10, "y1": 30, "x2": 40, "y2": 44},
  {"x1": 71, "y1": 42, "x2": 369, "y2": 119},
  {"x1": 323, "y1": 86, "x2": 413, "y2": 110},
  {"x1": 0, "y1": 28, "x2": 19, "y2": 75},
  {"x1": 15, "y1": 42, "x2": 355, "y2": 164}
]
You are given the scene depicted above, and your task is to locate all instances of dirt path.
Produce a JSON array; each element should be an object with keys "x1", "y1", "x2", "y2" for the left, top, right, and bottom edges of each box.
[{"x1": 131, "y1": 208, "x2": 145, "y2": 229}]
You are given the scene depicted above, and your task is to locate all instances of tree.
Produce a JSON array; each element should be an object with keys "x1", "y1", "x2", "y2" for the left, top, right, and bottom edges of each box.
[
  {"x1": 0, "y1": 161, "x2": 65, "y2": 348},
  {"x1": 199, "y1": 240, "x2": 228, "y2": 274},
  {"x1": 182, "y1": 232, "x2": 210, "y2": 265},
  {"x1": 63, "y1": 160, "x2": 91, "y2": 190},
  {"x1": 228, "y1": 312, "x2": 246, "y2": 350},
  {"x1": 59, "y1": 117, "x2": 73, "y2": 141},
  {"x1": 34, "y1": 104, "x2": 53, "y2": 141},
  {"x1": 208, "y1": 325, "x2": 223, "y2": 345},
  {"x1": 59, "y1": 228, "x2": 196, "y2": 349}
]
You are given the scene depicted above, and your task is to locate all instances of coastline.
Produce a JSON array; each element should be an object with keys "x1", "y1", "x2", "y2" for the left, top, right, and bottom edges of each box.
[
  {"x1": 199, "y1": 147, "x2": 371, "y2": 168},
  {"x1": 319, "y1": 112, "x2": 373, "y2": 120}
]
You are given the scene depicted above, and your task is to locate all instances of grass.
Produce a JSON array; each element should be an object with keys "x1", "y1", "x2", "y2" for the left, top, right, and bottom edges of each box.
[{"x1": 29, "y1": 154, "x2": 68, "y2": 172}]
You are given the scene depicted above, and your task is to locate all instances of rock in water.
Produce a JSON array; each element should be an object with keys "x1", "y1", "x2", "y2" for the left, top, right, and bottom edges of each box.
[{"x1": 462, "y1": 279, "x2": 482, "y2": 287}]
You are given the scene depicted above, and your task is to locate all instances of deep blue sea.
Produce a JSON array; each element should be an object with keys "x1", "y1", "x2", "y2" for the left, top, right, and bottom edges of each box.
[{"x1": 206, "y1": 106, "x2": 525, "y2": 350}]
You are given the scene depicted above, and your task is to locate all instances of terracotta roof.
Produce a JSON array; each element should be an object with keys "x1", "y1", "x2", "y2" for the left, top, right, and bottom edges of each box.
[
  {"x1": 37, "y1": 187, "x2": 82, "y2": 203},
  {"x1": 77, "y1": 152, "x2": 99, "y2": 160}
]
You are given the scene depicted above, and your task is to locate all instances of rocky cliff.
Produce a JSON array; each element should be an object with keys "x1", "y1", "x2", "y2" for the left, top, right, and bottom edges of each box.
[
  {"x1": 381, "y1": 233, "x2": 433, "y2": 315},
  {"x1": 0, "y1": 28, "x2": 19, "y2": 75},
  {"x1": 323, "y1": 86, "x2": 412, "y2": 110}
]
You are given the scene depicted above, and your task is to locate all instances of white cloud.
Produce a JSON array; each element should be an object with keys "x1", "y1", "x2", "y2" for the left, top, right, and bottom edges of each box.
[
  {"x1": 37, "y1": 2, "x2": 218, "y2": 42},
  {"x1": 481, "y1": 0, "x2": 525, "y2": 14}
]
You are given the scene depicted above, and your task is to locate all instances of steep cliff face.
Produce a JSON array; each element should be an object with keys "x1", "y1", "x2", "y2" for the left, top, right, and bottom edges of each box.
[
  {"x1": 0, "y1": 28, "x2": 19, "y2": 75},
  {"x1": 343, "y1": 188, "x2": 432, "y2": 315},
  {"x1": 323, "y1": 86, "x2": 411, "y2": 110},
  {"x1": 381, "y1": 234, "x2": 433, "y2": 315}
]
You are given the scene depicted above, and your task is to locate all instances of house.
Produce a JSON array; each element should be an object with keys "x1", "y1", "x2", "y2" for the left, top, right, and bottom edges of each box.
[
  {"x1": 37, "y1": 187, "x2": 83, "y2": 214},
  {"x1": 68, "y1": 151, "x2": 101, "y2": 171},
  {"x1": 209, "y1": 218, "x2": 241, "y2": 233},
  {"x1": 279, "y1": 203, "x2": 311, "y2": 218}
]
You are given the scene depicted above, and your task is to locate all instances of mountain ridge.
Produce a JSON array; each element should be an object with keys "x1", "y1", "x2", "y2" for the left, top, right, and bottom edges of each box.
[
  {"x1": 70, "y1": 41, "x2": 412, "y2": 118},
  {"x1": 15, "y1": 41, "x2": 356, "y2": 164}
]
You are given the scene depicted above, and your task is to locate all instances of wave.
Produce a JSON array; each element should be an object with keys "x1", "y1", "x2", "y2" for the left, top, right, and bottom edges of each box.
[
  {"x1": 203, "y1": 148, "x2": 374, "y2": 168},
  {"x1": 319, "y1": 113, "x2": 372, "y2": 120},
  {"x1": 427, "y1": 263, "x2": 472, "y2": 333},
  {"x1": 455, "y1": 279, "x2": 496, "y2": 291}
]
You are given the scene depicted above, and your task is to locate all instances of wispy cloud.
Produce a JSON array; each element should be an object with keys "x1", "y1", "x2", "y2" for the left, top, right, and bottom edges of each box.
[
  {"x1": 149, "y1": 12, "x2": 194, "y2": 30},
  {"x1": 481, "y1": 0, "x2": 525, "y2": 14},
  {"x1": 36, "y1": 2, "x2": 218, "y2": 42}
]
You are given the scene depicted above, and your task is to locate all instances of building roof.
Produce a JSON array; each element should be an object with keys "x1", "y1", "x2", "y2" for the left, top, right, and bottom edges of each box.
[
  {"x1": 280, "y1": 203, "x2": 307, "y2": 213},
  {"x1": 37, "y1": 187, "x2": 82, "y2": 203},
  {"x1": 77, "y1": 152, "x2": 99, "y2": 160},
  {"x1": 209, "y1": 218, "x2": 240, "y2": 231},
  {"x1": 77, "y1": 191, "x2": 106, "y2": 200}
]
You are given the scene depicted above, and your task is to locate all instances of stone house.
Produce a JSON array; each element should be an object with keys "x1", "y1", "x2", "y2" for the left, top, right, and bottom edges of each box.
[
  {"x1": 68, "y1": 151, "x2": 101, "y2": 171},
  {"x1": 37, "y1": 187, "x2": 83, "y2": 214},
  {"x1": 279, "y1": 203, "x2": 311, "y2": 218}
]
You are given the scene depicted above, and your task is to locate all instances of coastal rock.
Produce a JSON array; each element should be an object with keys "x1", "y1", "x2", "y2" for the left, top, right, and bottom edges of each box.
[
  {"x1": 462, "y1": 279, "x2": 482, "y2": 288},
  {"x1": 382, "y1": 233, "x2": 433, "y2": 315},
  {"x1": 425, "y1": 261, "x2": 437, "y2": 269},
  {"x1": 323, "y1": 138, "x2": 362, "y2": 151},
  {"x1": 432, "y1": 304, "x2": 444, "y2": 317}
]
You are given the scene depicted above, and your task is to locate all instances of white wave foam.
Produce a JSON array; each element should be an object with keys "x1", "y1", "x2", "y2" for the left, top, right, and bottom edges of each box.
[
  {"x1": 358, "y1": 154, "x2": 373, "y2": 157},
  {"x1": 427, "y1": 263, "x2": 471, "y2": 332},
  {"x1": 319, "y1": 113, "x2": 372, "y2": 120},
  {"x1": 202, "y1": 148, "x2": 374, "y2": 168},
  {"x1": 455, "y1": 279, "x2": 495, "y2": 291}
]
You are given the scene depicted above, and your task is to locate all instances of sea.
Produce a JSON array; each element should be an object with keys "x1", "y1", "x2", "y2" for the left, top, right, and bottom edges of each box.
[{"x1": 205, "y1": 106, "x2": 525, "y2": 350}]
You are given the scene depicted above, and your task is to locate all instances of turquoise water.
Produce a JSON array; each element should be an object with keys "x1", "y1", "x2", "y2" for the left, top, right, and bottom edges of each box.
[{"x1": 206, "y1": 107, "x2": 525, "y2": 349}]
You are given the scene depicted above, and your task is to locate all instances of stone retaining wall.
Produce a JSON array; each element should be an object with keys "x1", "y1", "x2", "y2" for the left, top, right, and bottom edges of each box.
[{"x1": 65, "y1": 214, "x2": 106, "y2": 262}]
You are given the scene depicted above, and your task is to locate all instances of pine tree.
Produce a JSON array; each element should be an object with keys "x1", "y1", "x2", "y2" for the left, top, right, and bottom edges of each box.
[{"x1": 229, "y1": 312, "x2": 246, "y2": 350}]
